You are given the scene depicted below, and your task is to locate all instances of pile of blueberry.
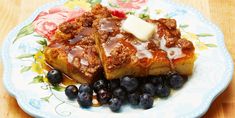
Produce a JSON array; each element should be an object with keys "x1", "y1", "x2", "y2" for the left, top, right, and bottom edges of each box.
[{"x1": 47, "y1": 69, "x2": 187, "y2": 112}]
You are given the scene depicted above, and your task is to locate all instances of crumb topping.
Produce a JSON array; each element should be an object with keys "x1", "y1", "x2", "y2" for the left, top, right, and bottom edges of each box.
[
  {"x1": 107, "y1": 45, "x2": 132, "y2": 70},
  {"x1": 177, "y1": 38, "x2": 195, "y2": 52},
  {"x1": 47, "y1": 4, "x2": 195, "y2": 78}
]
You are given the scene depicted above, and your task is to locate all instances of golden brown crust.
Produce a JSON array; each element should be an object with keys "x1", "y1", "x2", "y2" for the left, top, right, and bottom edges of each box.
[
  {"x1": 107, "y1": 45, "x2": 132, "y2": 70},
  {"x1": 177, "y1": 38, "x2": 195, "y2": 52},
  {"x1": 45, "y1": 7, "x2": 103, "y2": 84},
  {"x1": 147, "y1": 19, "x2": 181, "y2": 48}
]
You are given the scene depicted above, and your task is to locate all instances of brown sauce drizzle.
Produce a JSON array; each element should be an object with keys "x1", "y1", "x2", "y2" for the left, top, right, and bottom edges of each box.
[
  {"x1": 100, "y1": 18, "x2": 116, "y2": 32},
  {"x1": 102, "y1": 34, "x2": 123, "y2": 56},
  {"x1": 68, "y1": 46, "x2": 85, "y2": 65},
  {"x1": 68, "y1": 27, "x2": 95, "y2": 45},
  {"x1": 130, "y1": 41, "x2": 153, "y2": 59},
  {"x1": 92, "y1": 95, "x2": 101, "y2": 107},
  {"x1": 43, "y1": 63, "x2": 77, "y2": 85},
  {"x1": 65, "y1": 27, "x2": 98, "y2": 78}
]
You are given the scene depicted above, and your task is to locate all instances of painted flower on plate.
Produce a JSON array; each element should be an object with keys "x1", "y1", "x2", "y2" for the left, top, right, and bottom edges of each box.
[
  {"x1": 64, "y1": 0, "x2": 91, "y2": 10},
  {"x1": 33, "y1": 6, "x2": 85, "y2": 39}
]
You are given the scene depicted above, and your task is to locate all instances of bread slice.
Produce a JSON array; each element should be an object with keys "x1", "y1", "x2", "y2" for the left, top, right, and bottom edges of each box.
[
  {"x1": 44, "y1": 16, "x2": 102, "y2": 84},
  {"x1": 44, "y1": 5, "x2": 112, "y2": 84},
  {"x1": 93, "y1": 9, "x2": 195, "y2": 80}
]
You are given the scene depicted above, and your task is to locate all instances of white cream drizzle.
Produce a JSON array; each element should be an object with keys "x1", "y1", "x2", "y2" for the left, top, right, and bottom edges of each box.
[
  {"x1": 100, "y1": 18, "x2": 114, "y2": 32},
  {"x1": 80, "y1": 58, "x2": 89, "y2": 66},
  {"x1": 132, "y1": 41, "x2": 153, "y2": 59},
  {"x1": 68, "y1": 46, "x2": 89, "y2": 66},
  {"x1": 102, "y1": 34, "x2": 123, "y2": 56},
  {"x1": 160, "y1": 38, "x2": 185, "y2": 60}
]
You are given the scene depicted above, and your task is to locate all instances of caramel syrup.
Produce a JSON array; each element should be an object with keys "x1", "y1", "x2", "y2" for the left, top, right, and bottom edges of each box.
[
  {"x1": 44, "y1": 62, "x2": 77, "y2": 86},
  {"x1": 92, "y1": 95, "x2": 101, "y2": 107}
]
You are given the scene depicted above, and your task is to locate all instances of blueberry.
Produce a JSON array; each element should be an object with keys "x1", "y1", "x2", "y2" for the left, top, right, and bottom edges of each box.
[
  {"x1": 97, "y1": 89, "x2": 111, "y2": 104},
  {"x1": 139, "y1": 93, "x2": 154, "y2": 109},
  {"x1": 109, "y1": 79, "x2": 120, "y2": 91},
  {"x1": 138, "y1": 77, "x2": 149, "y2": 84},
  {"x1": 128, "y1": 92, "x2": 140, "y2": 105},
  {"x1": 109, "y1": 98, "x2": 122, "y2": 112},
  {"x1": 168, "y1": 74, "x2": 184, "y2": 89},
  {"x1": 141, "y1": 83, "x2": 155, "y2": 96},
  {"x1": 77, "y1": 92, "x2": 92, "y2": 107},
  {"x1": 155, "y1": 84, "x2": 170, "y2": 98},
  {"x1": 47, "y1": 69, "x2": 63, "y2": 85},
  {"x1": 93, "y1": 79, "x2": 108, "y2": 93},
  {"x1": 120, "y1": 76, "x2": 139, "y2": 92},
  {"x1": 166, "y1": 71, "x2": 178, "y2": 78},
  {"x1": 112, "y1": 87, "x2": 127, "y2": 102},
  {"x1": 65, "y1": 85, "x2": 79, "y2": 99},
  {"x1": 79, "y1": 84, "x2": 93, "y2": 94},
  {"x1": 150, "y1": 76, "x2": 164, "y2": 85}
]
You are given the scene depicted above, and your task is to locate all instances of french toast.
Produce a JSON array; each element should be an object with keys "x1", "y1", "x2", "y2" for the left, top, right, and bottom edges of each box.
[
  {"x1": 44, "y1": 13, "x2": 102, "y2": 84},
  {"x1": 93, "y1": 5, "x2": 195, "y2": 80},
  {"x1": 44, "y1": 4, "x2": 195, "y2": 83}
]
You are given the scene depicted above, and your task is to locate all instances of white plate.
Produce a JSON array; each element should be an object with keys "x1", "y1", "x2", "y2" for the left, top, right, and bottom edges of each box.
[{"x1": 2, "y1": 0, "x2": 234, "y2": 117}]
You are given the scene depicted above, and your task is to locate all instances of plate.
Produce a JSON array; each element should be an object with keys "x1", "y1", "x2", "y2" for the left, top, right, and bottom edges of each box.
[{"x1": 2, "y1": 0, "x2": 234, "y2": 117}]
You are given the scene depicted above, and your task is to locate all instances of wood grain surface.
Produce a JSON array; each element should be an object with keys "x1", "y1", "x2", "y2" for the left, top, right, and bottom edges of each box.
[{"x1": 0, "y1": 0, "x2": 234, "y2": 118}]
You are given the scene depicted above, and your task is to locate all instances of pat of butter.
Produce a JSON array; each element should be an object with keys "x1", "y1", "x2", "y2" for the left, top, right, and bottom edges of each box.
[{"x1": 122, "y1": 15, "x2": 155, "y2": 41}]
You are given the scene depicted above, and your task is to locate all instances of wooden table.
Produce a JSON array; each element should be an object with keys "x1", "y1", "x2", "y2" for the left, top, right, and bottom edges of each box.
[{"x1": 0, "y1": 0, "x2": 234, "y2": 117}]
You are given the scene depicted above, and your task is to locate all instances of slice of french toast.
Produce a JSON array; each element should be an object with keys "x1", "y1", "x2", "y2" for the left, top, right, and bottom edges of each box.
[
  {"x1": 44, "y1": 13, "x2": 102, "y2": 84},
  {"x1": 92, "y1": 5, "x2": 195, "y2": 80},
  {"x1": 44, "y1": 5, "x2": 113, "y2": 84}
]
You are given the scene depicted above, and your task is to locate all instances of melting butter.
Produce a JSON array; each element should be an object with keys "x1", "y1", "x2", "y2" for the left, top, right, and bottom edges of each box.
[{"x1": 122, "y1": 15, "x2": 155, "y2": 41}]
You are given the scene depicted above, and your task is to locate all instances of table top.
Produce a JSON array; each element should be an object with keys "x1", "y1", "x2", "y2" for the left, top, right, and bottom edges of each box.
[{"x1": 0, "y1": 0, "x2": 234, "y2": 117}]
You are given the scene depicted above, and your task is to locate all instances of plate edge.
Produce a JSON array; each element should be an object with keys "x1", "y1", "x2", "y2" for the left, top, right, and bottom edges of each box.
[
  {"x1": 164, "y1": 0, "x2": 234, "y2": 117},
  {"x1": 1, "y1": 0, "x2": 234, "y2": 118}
]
